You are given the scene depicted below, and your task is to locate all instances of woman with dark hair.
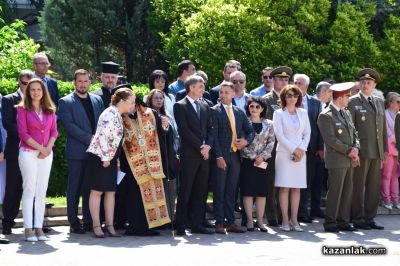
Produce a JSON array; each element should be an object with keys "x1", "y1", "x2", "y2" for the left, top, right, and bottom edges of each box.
[
  {"x1": 86, "y1": 87, "x2": 136, "y2": 238},
  {"x1": 146, "y1": 89, "x2": 179, "y2": 221},
  {"x1": 273, "y1": 85, "x2": 310, "y2": 232},
  {"x1": 17, "y1": 78, "x2": 58, "y2": 241},
  {"x1": 240, "y1": 96, "x2": 275, "y2": 232},
  {"x1": 148, "y1": 70, "x2": 176, "y2": 118}
]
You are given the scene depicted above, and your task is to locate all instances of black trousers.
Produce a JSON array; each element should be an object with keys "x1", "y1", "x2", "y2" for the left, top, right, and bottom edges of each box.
[
  {"x1": 175, "y1": 157, "x2": 209, "y2": 229},
  {"x1": 299, "y1": 151, "x2": 317, "y2": 217},
  {"x1": 2, "y1": 159, "x2": 22, "y2": 228}
]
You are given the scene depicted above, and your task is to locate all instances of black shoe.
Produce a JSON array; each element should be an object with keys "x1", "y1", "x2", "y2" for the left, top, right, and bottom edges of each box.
[
  {"x1": 202, "y1": 220, "x2": 215, "y2": 228},
  {"x1": 368, "y1": 222, "x2": 384, "y2": 230},
  {"x1": 234, "y1": 203, "x2": 242, "y2": 213},
  {"x1": 310, "y1": 210, "x2": 325, "y2": 219},
  {"x1": 42, "y1": 227, "x2": 52, "y2": 233},
  {"x1": 70, "y1": 225, "x2": 85, "y2": 234},
  {"x1": 324, "y1": 226, "x2": 339, "y2": 233},
  {"x1": 114, "y1": 223, "x2": 127, "y2": 230},
  {"x1": 128, "y1": 230, "x2": 160, "y2": 236},
  {"x1": 0, "y1": 238, "x2": 10, "y2": 244},
  {"x1": 267, "y1": 219, "x2": 279, "y2": 227},
  {"x1": 298, "y1": 214, "x2": 313, "y2": 223},
  {"x1": 176, "y1": 228, "x2": 186, "y2": 236},
  {"x1": 337, "y1": 225, "x2": 358, "y2": 232},
  {"x1": 353, "y1": 223, "x2": 371, "y2": 230},
  {"x1": 2, "y1": 227, "x2": 11, "y2": 235},
  {"x1": 83, "y1": 223, "x2": 93, "y2": 232},
  {"x1": 191, "y1": 226, "x2": 214, "y2": 234}
]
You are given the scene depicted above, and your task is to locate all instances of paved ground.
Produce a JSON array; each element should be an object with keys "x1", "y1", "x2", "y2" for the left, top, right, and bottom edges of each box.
[{"x1": 1, "y1": 215, "x2": 399, "y2": 266}]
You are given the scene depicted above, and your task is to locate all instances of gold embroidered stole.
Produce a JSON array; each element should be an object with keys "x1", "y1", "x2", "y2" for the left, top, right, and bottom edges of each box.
[{"x1": 122, "y1": 106, "x2": 170, "y2": 228}]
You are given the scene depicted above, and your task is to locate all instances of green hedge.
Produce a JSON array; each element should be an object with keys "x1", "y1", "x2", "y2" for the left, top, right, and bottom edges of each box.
[{"x1": 0, "y1": 79, "x2": 150, "y2": 196}]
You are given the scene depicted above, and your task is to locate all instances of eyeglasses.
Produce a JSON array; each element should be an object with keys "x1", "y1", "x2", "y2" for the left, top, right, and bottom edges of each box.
[
  {"x1": 286, "y1": 93, "x2": 299, "y2": 99},
  {"x1": 34, "y1": 62, "x2": 51, "y2": 66},
  {"x1": 232, "y1": 80, "x2": 245, "y2": 85},
  {"x1": 262, "y1": 75, "x2": 273, "y2": 80},
  {"x1": 20, "y1": 81, "x2": 29, "y2": 85},
  {"x1": 249, "y1": 104, "x2": 261, "y2": 109}
]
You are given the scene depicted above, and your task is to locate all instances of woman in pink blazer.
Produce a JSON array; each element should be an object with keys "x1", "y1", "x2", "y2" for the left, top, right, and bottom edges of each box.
[{"x1": 17, "y1": 78, "x2": 58, "y2": 242}]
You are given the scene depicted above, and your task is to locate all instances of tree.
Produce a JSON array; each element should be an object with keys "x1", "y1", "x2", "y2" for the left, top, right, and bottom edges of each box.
[
  {"x1": 39, "y1": 0, "x2": 163, "y2": 82},
  {"x1": 0, "y1": 9, "x2": 39, "y2": 80}
]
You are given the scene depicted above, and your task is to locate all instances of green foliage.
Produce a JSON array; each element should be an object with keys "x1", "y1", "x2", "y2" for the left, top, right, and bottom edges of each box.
[
  {"x1": 0, "y1": 19, "x2": 40, "y2": 79},
  {"x1": 154, "y1": 0, "x2": 393, "y2": 93}
]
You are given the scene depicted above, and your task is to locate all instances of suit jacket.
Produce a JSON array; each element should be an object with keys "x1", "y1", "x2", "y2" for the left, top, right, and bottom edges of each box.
[
  {"x1": 46, "y1": 77, "x2": 60, "y2": 106},
  {"x1": 174, "y1": 97, "x2": 214, "y2": 159},
  {"x1": 211, "y1": 103, "x2": 255, "y2": 159},
  {"x1": 210, "y1": 84, "x2": 221, "y2": 105},
  {"x1": 58, "y1": 92, "x2": 104, "y2": 160},
  {"x1": 263, "y1": 90, "x2": 280, "y2": 120},
  {"x1": 273, "y1": 108, "x2": 311, "y2": 154},
  {"x1": 304, "y1": 95, "x2": 324, "y2": 153},
  {"x1": 93, "y1": 87, "x2": 112, "y2": 107},
  {"x1": 1, "y1": 91, "x2": 22, "y2": 160},
  {"x1": 348, "y1": 93, "x2": 387, "y2": 159},
  {"x1": 318, "y1": 104, "x2": 360, "y2": 168},
  {"x1": 176, "y1": 89, "x2": 212, "y2": 103}
]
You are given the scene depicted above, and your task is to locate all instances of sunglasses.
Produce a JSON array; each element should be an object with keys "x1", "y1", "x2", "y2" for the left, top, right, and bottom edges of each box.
[
  {"x1": 249, "y1": 104, "x2": 261, "y2": 109},
  {"x1": 20, "y1": 81, "x2": 29, "y2": 85},
  {"x1": 232, "y1": 80, "x2": 245, "y2": 85},
  {"x1": 262, "y1": 75, "x2": 273, "y2": 80},
  {"x1": 286, "y1": 93, "x2": 299, "y2": 99}
]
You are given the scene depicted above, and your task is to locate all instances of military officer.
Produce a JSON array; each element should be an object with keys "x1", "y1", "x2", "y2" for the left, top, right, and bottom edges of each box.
[
  {"x1": 348, "y1": 68, "x2": 388, "y2": 230},
  {"x1": 262, "y1": 66, "x2": 292, "y2": 227},
  {"x1": 318, "y1": 82, "x2": 360, "y2": 232}
]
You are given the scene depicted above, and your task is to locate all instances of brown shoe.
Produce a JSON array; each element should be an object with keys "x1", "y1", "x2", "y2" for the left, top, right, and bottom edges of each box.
[
  {"x1": 215, "y1": 223, "x2": 226, "y2": 234},
  {"x1": 226, "y1": 224, "x2": 246, "y2": 233}
]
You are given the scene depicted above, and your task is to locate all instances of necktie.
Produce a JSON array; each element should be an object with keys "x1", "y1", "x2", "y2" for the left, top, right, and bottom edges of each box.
[
  {"x1": 368, "y1": 97, "x2": 376, "y2": 112},
  {"x1": 194, "y1": 100, "x2": 201, "y2": 119},
  {"x1": 227, "y1": 105, "x2": 237, "y2": 152}
]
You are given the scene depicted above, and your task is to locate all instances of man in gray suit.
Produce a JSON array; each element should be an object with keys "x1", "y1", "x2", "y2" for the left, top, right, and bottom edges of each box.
[
  {"x1": 294, "y1": 74, "x2": 324, "y2": 222},
  {"x1": 58, "y1": 69, "x2": 104, "y2": 233},
  {"x1": 318, "y1": 82, "x2": 360, "y2": 232},
  {"x1": 348, "y1": 68, "x2": 387, "y2": 230},
  {"x1": 211, "y1": 81, "x2": 255, "y2": 234},
  {"x1": 262, "y1": 66, "x2": 292, "y2": 226}
]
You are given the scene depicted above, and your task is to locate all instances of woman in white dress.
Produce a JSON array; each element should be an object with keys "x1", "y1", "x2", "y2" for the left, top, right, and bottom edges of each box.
[{"x1": 273, "y1": 85, "x2": 311, "y2": 232}]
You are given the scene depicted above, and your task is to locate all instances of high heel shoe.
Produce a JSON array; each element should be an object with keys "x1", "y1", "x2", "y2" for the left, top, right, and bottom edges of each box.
[
  {"x1": 280, "y1": 224, "x2": 291, "y2": 232},
  {"x1": 256, "y1": 221, "x2": 268, "y2": 232},
  {"x1": 25, "y1": 229, "x2": 38, "y2": 242},
  {"x1": 105, "y1": 225, "x2": 121, "y2": 237},
  {"x1": 290, "y1": 221, "x2": 303, "y2": 232},
  {"x1": 246, "y1": 221, "x2": 255, "y2": 232},
  {"x1": 93, "y1": 225, "x2": 105, "y2": 238}
]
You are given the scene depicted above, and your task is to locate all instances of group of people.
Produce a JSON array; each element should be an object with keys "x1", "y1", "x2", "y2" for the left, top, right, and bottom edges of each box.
[{"x1": 0, "y1": 54, "x2": 398, "y2": 244}]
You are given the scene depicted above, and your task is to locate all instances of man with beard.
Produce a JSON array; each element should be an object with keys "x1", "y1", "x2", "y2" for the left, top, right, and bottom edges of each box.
[
  {"x1": 120, "y1": 90, "x2": 171, "y2": 236},
  {"x1": 93, "y1": 62, "x2": 119, "y2": 107},
  {"x1": 58, "y1": 69, "x2": 104, "y2": 233}
]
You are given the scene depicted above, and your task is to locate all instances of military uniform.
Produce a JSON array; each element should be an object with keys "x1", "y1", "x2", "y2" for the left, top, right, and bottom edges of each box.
[
  {"x1": 318, "y1": 82, "x2": 360, "y2": 231},
  {"x1": 347, "y1": 69, "x2": 387, "y2": 229}
]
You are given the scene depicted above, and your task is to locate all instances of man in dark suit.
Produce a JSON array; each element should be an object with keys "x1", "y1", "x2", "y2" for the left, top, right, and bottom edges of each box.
[
  {"x1": 262, "y1": 66, "x2": 292, "y2": 227},
  {"x1": 210, "y1": 60, "x2": 241, "y2": 105},
  {"x1": 211, "y1": 81, "x2": 255, "y2": 234},
  {"x1": 32, "y1": 53, "x2": 60, "y2": 105},
  {"x1": 173, "y1": 75, "x2": 214, "y2": 235},
  {"x1": 58, "y1": 69, "x2": 104, "y2": 234},
  {"x1": 294, "y1": 74, "x2": 324, "y2": 222},
  {"x1": 348, "y1": 68, "x2": 387, "y2": 230},
  {"x1": 1, "y1": 70, "x2": 34, "y2": 234},
  {"x1": 93, "y1": 62, "x2": 119, "y2": 107},
  {"x1": 175, "y1": 71, "x2": 213, "y2": 106}
]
